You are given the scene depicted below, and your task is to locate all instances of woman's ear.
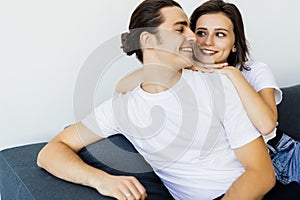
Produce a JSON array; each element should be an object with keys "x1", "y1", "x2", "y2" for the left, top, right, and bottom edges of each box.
[
  {"x1": 140, "y1": 31, "x2": 156, "y2": 49},
  {"x1": 232, "y1": 45, "x2": 237, "y2": 52}
]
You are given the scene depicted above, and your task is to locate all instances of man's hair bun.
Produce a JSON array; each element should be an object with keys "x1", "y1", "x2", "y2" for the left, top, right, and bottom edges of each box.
[{"x1": 121, "y1": 31, "x2": 137, "y2": 56}]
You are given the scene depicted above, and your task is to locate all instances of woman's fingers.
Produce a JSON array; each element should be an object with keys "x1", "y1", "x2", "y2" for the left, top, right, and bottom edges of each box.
[
  {"x1": 193, "y1": 61, "x2": 228, "y2": 69},
  {"x1": 189, "y1": 61, "x2": 229, "y2": 73},
  {"x1": 203, "y1": 62, "x2": 228, "y2": 69}
]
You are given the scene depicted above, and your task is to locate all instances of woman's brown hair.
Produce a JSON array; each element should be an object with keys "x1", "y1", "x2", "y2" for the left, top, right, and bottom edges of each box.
[{"x1": 190, "y1": 0, "x2": 250, "y2": 70}]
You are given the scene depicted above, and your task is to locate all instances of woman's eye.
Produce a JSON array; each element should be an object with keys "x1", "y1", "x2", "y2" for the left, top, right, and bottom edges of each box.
[
  {"x1": 196, "y1": 31, "x2": 205, "y2": 37},
  {"x1": 216, "y1": 32, "x2": 226, "y2": 37}
]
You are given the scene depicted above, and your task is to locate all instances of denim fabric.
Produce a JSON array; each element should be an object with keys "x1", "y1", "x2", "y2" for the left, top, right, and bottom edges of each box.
[{"x1": 268, "y1": 133, "x2": 300, "y2": 185}]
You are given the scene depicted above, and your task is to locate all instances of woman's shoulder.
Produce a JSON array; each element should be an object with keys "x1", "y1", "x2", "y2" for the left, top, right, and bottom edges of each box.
[
  {"x1": 245, "y1": 60, "x2": 270, "y2": 71},
  {"x1": 241, "y1": 61, "x2": 272, "y2": 77}
]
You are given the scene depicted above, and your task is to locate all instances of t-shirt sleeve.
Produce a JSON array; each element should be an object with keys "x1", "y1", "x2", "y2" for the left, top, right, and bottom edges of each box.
[
  {"x1": 222, "y1": 76, "x2": 261, "y2": 149},
  {"x1": 244, "y1": 62, "x2": 282, "y2": 105},
  {"x1": 81, "y1": 99, "x2": 119, "y2": 138}
]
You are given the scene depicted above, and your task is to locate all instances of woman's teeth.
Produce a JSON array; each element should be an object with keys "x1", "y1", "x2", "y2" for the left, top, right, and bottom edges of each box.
[{"x1": 202, "y1": 49, "x2": 216, "y2": 54}]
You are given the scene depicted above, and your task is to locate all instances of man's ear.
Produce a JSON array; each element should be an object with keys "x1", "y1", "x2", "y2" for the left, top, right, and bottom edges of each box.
[{"x1": 140, "y1": 31, "x2": 156, "y2": 49}]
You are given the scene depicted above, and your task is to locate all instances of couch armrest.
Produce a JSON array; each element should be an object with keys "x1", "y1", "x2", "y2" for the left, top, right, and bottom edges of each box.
[
  {"x1": 277, "y1": 84, "x2": 300, "y2": 141},
  {"x1": 0, "y1": 143, "x2": 110, "y2": 200}
]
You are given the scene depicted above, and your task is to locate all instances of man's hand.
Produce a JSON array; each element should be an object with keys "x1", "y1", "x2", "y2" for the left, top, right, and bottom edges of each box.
[{"x1": 95, "y1": 174, "x2": 147, "y2": 200}]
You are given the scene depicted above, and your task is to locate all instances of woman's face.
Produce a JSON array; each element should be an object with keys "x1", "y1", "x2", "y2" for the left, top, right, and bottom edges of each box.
[{"x1": 194, "y1": 12, "x2": 236, "y2": 64}]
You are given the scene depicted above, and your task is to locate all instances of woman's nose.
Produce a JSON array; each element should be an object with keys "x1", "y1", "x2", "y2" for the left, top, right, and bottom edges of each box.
[{"x1": 204, "y1": 35, "x2": 214, "y2": 46}]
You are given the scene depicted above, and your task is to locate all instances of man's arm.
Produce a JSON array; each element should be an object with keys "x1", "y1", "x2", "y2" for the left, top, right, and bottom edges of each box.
[
  {"x1": 222, "y1": 136, "x2": 276, "y2": 200},
  {"x1": 37, "y1": 122, "x2": 147, "y2": 200}
]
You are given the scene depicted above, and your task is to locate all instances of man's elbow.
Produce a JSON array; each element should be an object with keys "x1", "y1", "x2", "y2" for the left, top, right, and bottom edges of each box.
[
  {"x1": 266, "y1": 170, "x2": 276, "y2": 191},
  {"x1": 259, "y1": 167, "x2": 276, "y2": 193},
  {"x1": 36, "y1": 142, "x2": 57, "y2": 169},
  {"x1": 36, "y1": 145, "x2": 48, "y2": 169},
  {"x1": 36, "y1": 152, "x2": 44, "y2": 169}
]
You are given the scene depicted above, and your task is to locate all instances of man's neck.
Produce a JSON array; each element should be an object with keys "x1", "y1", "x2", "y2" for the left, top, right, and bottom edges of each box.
[{"x1": 141, "y1": 64, "x2": 182, "y2": 93}]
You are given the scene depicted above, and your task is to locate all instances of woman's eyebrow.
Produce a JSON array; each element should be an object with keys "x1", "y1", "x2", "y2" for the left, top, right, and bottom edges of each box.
[{"x1": 196, "y1": 27, "x2": 229, "y2": 32}]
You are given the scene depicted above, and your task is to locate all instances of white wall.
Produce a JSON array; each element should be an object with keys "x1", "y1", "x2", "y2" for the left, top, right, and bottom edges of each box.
[{"x1": 1, "y1": 0, "x2": 299, "y2": 150}]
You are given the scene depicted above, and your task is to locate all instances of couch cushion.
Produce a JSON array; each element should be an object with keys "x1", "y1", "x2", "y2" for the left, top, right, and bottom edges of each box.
[
  {"x1": 0, "y1": 134, "x2": 173, "y2": 200},
  {"x1": 277, "y1": 84, "x2": 300, "y2": 141}
]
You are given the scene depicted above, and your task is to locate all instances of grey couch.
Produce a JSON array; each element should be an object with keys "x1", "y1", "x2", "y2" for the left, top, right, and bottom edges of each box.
[{"x1": 1, "y1": 84, "x2": 300, "y2": 200}]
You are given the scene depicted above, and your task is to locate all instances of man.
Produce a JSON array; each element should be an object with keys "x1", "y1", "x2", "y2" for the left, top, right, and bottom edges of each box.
[{"x1": 37, "y1": 0, "x2": 275, "y2": 199}]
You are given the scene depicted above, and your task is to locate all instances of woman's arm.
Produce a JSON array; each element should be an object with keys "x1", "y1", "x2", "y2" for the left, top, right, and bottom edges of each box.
[
  {"x1": 116, "y1": 69, "x2": 143, "y2": 94},
  {"x1": 115, "y1": 63, "x2": 227, "y2": 94},
  {"x1": 219, "y1": 66, "x2": 277, "y2": 135}
]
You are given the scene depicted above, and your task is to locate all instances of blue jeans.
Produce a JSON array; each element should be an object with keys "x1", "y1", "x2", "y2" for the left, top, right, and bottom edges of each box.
[{"x1": 268, "y1": 133, "x2": 300, "y2": 185}]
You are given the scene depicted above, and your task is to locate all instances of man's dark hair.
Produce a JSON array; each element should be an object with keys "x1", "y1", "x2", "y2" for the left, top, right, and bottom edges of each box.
[{"x1": 121, "y1": 0, "x2": 182, "y2": 63}]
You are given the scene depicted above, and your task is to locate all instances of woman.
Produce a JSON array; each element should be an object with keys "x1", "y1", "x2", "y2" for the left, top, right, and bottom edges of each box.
[
  {"x1": 116, "y1": 0, "x2": 300, "y2": 186},
  {"x1": 190, "y1": 0, "x2": 300, "y2": 186}
]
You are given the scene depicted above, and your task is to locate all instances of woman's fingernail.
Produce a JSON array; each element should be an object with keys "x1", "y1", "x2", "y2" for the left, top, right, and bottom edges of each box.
[{"x1": 221, "y1": 63, "x2": 228, "y2": 66}]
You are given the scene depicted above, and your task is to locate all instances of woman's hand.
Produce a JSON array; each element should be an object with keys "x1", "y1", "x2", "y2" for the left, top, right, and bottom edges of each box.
[
  {"x1": 215, "y1": 65, "x2": 240, "y2": 77},
  {"x1": 189, "y1": 61, "x2": 228, "y2": 73}
]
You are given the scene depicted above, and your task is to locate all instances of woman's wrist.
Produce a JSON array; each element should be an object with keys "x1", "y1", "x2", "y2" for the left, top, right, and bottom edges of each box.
[{"x1": 222, "y1": 66, "x2": 239, "y2": 78}]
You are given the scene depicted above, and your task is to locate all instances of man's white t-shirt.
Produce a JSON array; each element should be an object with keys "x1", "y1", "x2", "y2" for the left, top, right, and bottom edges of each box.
[{"x1": 82, "y1": 69, "x2": 261, "y2": 200}]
